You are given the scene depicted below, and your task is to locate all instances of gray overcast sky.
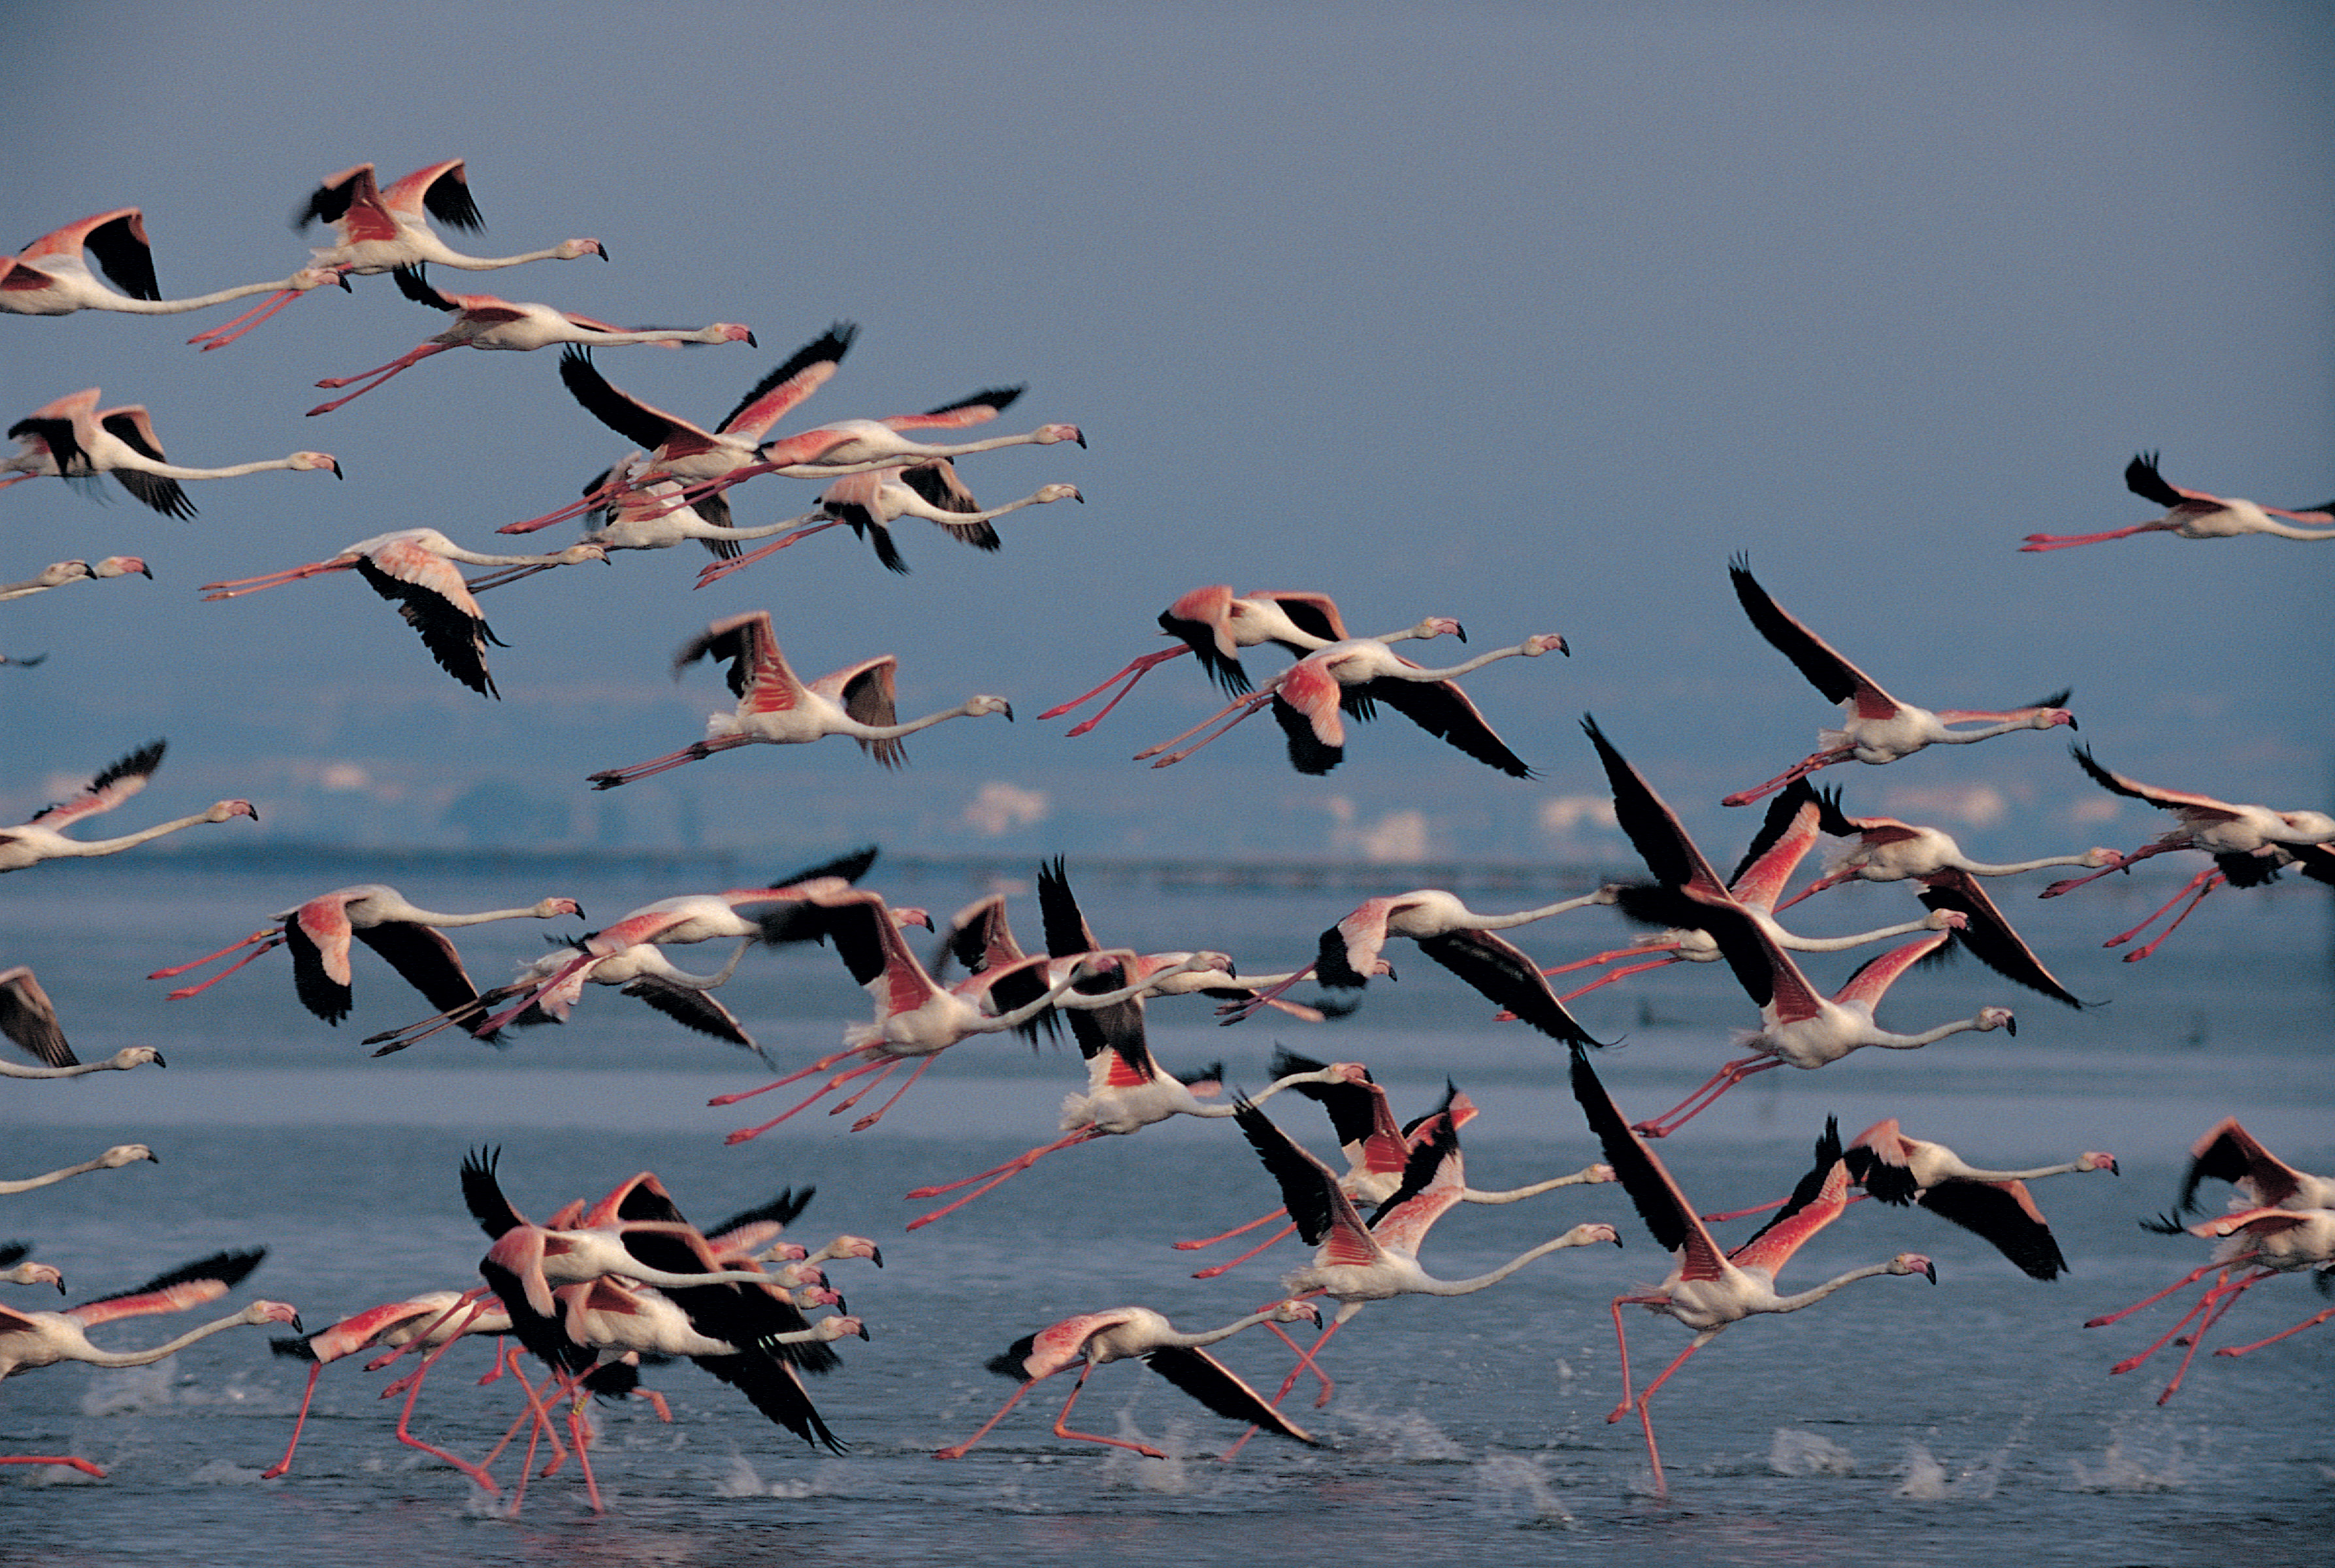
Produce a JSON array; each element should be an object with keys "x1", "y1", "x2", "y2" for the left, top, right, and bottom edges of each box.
[{"x1": 1, "y1": 3, "x2": 2328, "y2": 865}]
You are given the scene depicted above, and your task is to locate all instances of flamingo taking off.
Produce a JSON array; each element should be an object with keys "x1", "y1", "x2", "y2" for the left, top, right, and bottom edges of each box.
[
  {"x1": 0, "y1": 739, "x2": 254, "y2": 875},
  {"x1": 2021, "y1": 452, "x2": 2335, "y2": 549},
  {"x1": 148, "y1": 883, "x2": 585, "y2": 1024},
  {"x1": 1721, "y1": 557, "x2": 2075, "y2": 806},
  {"x1": 2, "y1": 387, "x2": 340, "y2": 519},
  {"x1": 1570, "y1": 1043, "x2": 1935, "y2": 1497},
  {"x1": 0, "y1": 208, "x2": 344, "y2": 318},
  {"x1": 200, "y1": 529, "x2": 609, "y2": 697},
  {"x1": 934, "y1": 1299, "x2": 1326, "y2": 1460},
  {"x1": 585, "y1": 610, "x2": 1011, "y2": 788}
]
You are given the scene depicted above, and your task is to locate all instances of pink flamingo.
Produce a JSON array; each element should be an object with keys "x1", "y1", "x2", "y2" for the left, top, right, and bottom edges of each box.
[
  {"x1": 1571, "y1": 1045, "x2": 1935, "y2": 1497},
  {"x1": 694, "y1": 462, "x2": 1084, "y2": 583},
  {"x1": 2168, "y1": 1118, "x2": 2335, "y2": 1219},
  {"x1": 0, "y1": 1143, "x2": 156, "y2": 1197},
  {"x1": 0, "y1": 739, "x2": 254, "y2": 876},
  {"x1": 199, "y1": 529, "x2": 609, "y2": 697},
  {"x1": 1771, "y1": 798, "x2": 2120, "y2": 907},
  {"x1": 2021, "y1": 452, "x2": 2335, "y2": 550},
  {"x1": 2038, "y1": 744, "x2": 2335, "y2": 960},
  {"x1": 0, "y1": 557, "x2": 149, "y2": 600},
  {"x1": 304, "y1": 265, "x2": 753, "y2": 414},
  {"x1": 1041, "y1": 585, "x2": 1466, "y2": 736},
  {"x1": 363, "y1": 934, "x2": 762, "y2": 1056},
  {"x1": 0, "y1": 208, "x2": 344, "y2": 318},
  {"x1": 148, "y1": 883, "x2": 583, "y2": 1024},
  {"x1": 1136, "y1": 632, "x2": 1568, "y2": 777},
  {"x1": 1722, "y1": 557, "x2": 2076, "y2": 806},
  {"x1": 935, "y1": 1299, "x2": 1326, "y2": 1461},
  {"x1": 585, "y1": 610, "x2": 1012, "y2": 788},
  {"x1": 0, "y1": 1249, "x2": 300, "y2": 1480},
  {"x1": 2088, "y1": 1205, "x2": 2335, "y2": 1403},
  {"x1": 187, "y1": 159, "x2": 607, "y2": 348},
  {"x1": 2, "y1": 387, "x2": 341, "y2": 518}
]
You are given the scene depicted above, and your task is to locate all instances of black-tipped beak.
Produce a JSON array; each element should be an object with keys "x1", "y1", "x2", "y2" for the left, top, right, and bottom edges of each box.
[
  {"x1": 745, "y1": 332, "x2": 759, "y2": 348},
  {"x1": 52, "y1": 1277, "x2": 65, "y2": 1294},
  {"x1": 1921, "y1": 1261, "x2": 1937, "y2": 1284},
  {"x1": 2108, "y1": 1160, "x2": 2121, "y2": 1177},
  {"x1": 1382, "y1": 964, "x2": 1398, "y2": 983},
  {"x1": 248, "y1": 806, "x2": 261, "y2": 823},
  {"x1": 1002, "y1": 703, "x2": 1015, "y2": 722},
  {"x1": 137, "y1": 563, "x2": 153, "y2": 578},
  {"x1": 1075, "y1": 431, "x2": 1087, "y2": 448},
  {"x1": 2004, "y1": 1017, "x2": 2017, "y2": 1037},
  {"x1": 1073, "y1": 491, "x2": 1085, "y2": 503},
  {"x1": 289, "y1": 1313, "x2": 306, "y2": 1332},
  {"x1": 869, "y1": 1247, "x2": 885, "y2": 1269},
  {"x1": 145, "y1": 1151, "x2": 161, "y2": 1164},
  {"x1": 335, "y1": 273, "x2": 353, "y2": 293},
  {"x1": 1454, "y1": 623, "x2": 1468, "y2": 643},
  {"x1": 596, "y1": 244, "x2": 612, "y2": 262},
  {"x1": 154, "y1": 1052, "x2": 169, "y2": 1069},
  {"x1": 2067, "y1": 715, "x2": 2079, "y2": 730},
  {"x1": 330, "y1": 461, "x2": 344, "y2": 480},
  {"x1": 854, "y1": 1321, "x2": 871, "y2": 1341}
]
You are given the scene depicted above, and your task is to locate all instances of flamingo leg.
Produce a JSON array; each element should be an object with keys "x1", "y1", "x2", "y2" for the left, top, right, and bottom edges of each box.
[
  {"x1": 904, "y1": 1131, "x2": 1103, "y2": 1230},
  {"x1": 1221, "y1": 1313, "x2": 1345, "y2": 1461},
  {"x1": 1556, "y1": 955, "x2": 1682, "y2": 1004},
  {"x1": 1255, "y1": 1310, "x2": 1335, "y2": 1401},
  {"x1": 566, "y1": 1392, "x2": 604, "y2": 1512},
  {"x1": 463, "y1": 562, "x2": 560, "y2": 594},
  {"x1": 2017, "y1": 525, "x2": 2158, "y2": 552},
  {"x1": 390, "y1": 1333, "x2": 503, "y2": 1495},
  {"x1": 1135, "y1": 692, "x2": 1276, "y2": 768},
  {"x1": 259, "y1": 1362, "x2": 326, "y2": 1479},
  {"x1": 1037, "y1": 644, "x2": 1191, "y2": 725},
  {"x1": 146, "y1": 926, "x2": 279, "y2": 981},
  {"x1": 475, "y1": 1347, "x2": 570, "y2": 1476},
  {"x1": 2083, "y1": 1262, "x2": 2221, "y2": 1329},
  {"x1": 306, "y1": 344, "x2": 451, "y2": 415},
  {"x1": 2213, "y1": 1306, "x2": 2335, "y2": 1358},
  {"x1": 1215, "y1": 963, "x2": 1318, "y2": 1024},
  {"x1": 1721, "y1": 749, "x2": 1852, "y2": 809},
  {"x1": 1174, "y1": 1207, "x2": 1291, "y2": 1251},
  {"x1": 1630, "y1": 1056, "x2": 1779, "y2": 1138},
  {"x1": 1769, "y1": 875, "x2": 1851, "y2": 913},
  {"x1": 1541, "y1": 942, "x2": 1674, "y2": 978},
  {"x1": 724, "y1": 1055, "x2": 894, "y2": 1145},
  {"x1": 1625, "y1": 1337, "x2": 1710, "y2": 1499},
  {"x1": 2041, "y1": 846, "x2": 2162, "y2": 898},
  {"x1": 1188, "y1": 1222, "x2": 1300, "y2": 1280},
  {"x1": 2108, "y1": 1273, "x2": 2238, "y2": 1373},
  {"x1": 692, "y1": 519, "x2": 847, "y2": 589},
  {"x1": 0, "y1": 1454, "x2": 107, "y2": 1478},
  {"x1": 197, "y1": 560, "x2": 353, "y2": 600},
  {"x1": 934, "y1": 1370, "x2": 1054, "y2": 1459},
  {"x1": 2110, "y1": 871, "x2": 2224, "y2": 961},
  {"x1": 186, "y1": 286, "x2": 306, "y2": 349},
  {"x1": 586, "y1": 736, "x2": 752, "y2": 790},
  {"x1": 1051, "y1": 1364, "x2": 1168, "y2": 1458},
  {"x1": 708, "y1": 1043, "x2": 875, "y2": 1105},
  {"x1": 847, "y1": 1054, "x2": 943, "y2": 1132},
  {"x1": 2153, "y1": 1271, "x2": 2268, "y2": 1404}
]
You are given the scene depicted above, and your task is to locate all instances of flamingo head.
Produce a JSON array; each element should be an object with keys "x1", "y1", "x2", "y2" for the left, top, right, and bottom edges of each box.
[
  {"x1": 1035, "y1": 483, "x2": 1084, "y2": 504},
  {"x1": 2078, "y1": 847, "x2": 2123, "y2": 870},
  {"x1": 830, "y1": 1235, "x2": 883, "y2": 1267},
  {"x1": 287, "y1": 451, "x2": 342, "y2": 478},
  {"x1": 93, "y1": 555, "x2": 150, "y2": 579},
  {"x1": 246, "y1": 1301, "x2": 305, "y2": 1330},
  {"x1": 890, "y1": 905, "x2": 934, "y2": 932},
  {"x1": 535, "y1": 897, "x2": 587, "y2": 920},
  {"x1": 715, "y1": 323, "x2": 756, "y2": 345},
  {"x1": 966, "y1": 694, "x2": 1013, "y2": 721},
  {"x1": 1923, "y1": 907, "x2": 1970, "y2": 932},
  {"x1": 1521, "y1": 632, "x2": 1569, "y2": 657},
  {"x1": 1889, "y1": 1253, "x2": 1938, "y2": 1284},
  {"x1": 2078, "y1": 1152, "x2": 2119, "y2": 1175},
  {"x1": 1034, "y1": 423, "x2": 1085, "y2": 448},
  {"x1": 99, "y1": 1143, "x2": 158, "y2": 1168},
  {"x1": 208, "y1": 799, "x2": 260, "y2": 823},
  {"x1": 557, "y1": 238, "x2": 610, "y2": 261},
  {"x1": 4, "y1": 1261, "x2": 64, "y2": 1292},
  {"x1": 559, "y1": 543, "x2": 612, "y2": 565},
  {"x1": 288, "y1": 265, "x2": 348, "y2": 293},
  {"x1": 2276, "y1": 810, "x2": 2335, "y2": 841},
  {"x1": 1415, "y1": 615, "x2": 1466, "y2": 642},
  {"x1": 107, "y1": 1047, "x2": 167, "y2": 1071},
  {"x1": 2033, "y1": 706, "x2": 2077, "y2": 730},
  {"x1": 1269, "y1": 1298, "x2": 1323, "y2": 1327},
  {"x1": 1565, "y1": 1222, "x2": 1624, "y2": 1249},
  {"x1": 791, "y1": 1285, "x2": 846, "y2": 1312},
  {"x1": 1975, "y1": 1006, "x2": 2016, "y2": 1036}
]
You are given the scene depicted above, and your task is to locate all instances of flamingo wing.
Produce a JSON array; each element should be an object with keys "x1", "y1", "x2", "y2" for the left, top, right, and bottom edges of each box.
[
  {"x1": 1156, "y1": 585, "x2": 1252, "y2": 694},
  {"x1": 412, "y1": 161, "x2": 485, "y2": 232},
  {"x1": 295, "y1": 164, "x2": 380, "y2": 232},
  {"x1": 2180, "y1": 1119, "x2": 2308, "y2": 1213},
  {"x1": 461, "y1": 1147, "x2": 529, "y2": 1240},
  {"x1": 2069, "y1": 744, "x2": 2242, "y2": 820},
  {"x1": 1365, "y1": 1115, "x2": 1467, "y2": 1256},
  {"x1": 1915, "y1": 870, "x2": 2084, "y2": 1007},
  {"x1": 831, "y1": 657, "x2": 904, "y2": 766},
  {"x1": 68, "y1": 1249, "x2": 264, "y2": 1328},
  {"x1": 559, "y1": 348, "x2": 707, "y2": 453},
  {"x1": 389, "y1": 265, "x2": 460, "y2": 313},
  {"x1": 1249, "y1": 589, "x2": 1350, "y2": 645},
  {"x1": 353, "y1": 551, "x2": 498, "y2": 698},
  {"x1": 1830, "y1": 930, "x2": 1952, "y2": 1012},
  {"x1": 354, "y1": 921, "x2": 483, "y2": 1019},
  {"x1": 896, "y1": 459, "x2": 981, "y2": 514},
  {"x1": 715, "y1": 323, "x2": 858, "y2": 438},
  {"x1": 881, "y1": 385, "x2": 1021, "y2": 432},
  {"x1": 1729, "y1": 556, "x2": 1895, "y2": 714},
  {"x1": 1145, "y1": 1344, "x2": 1322, "y2": 1443},
  {"x1": 1568, "y1": 1043, "x2": 1727, "y2": 1281},
  {"x1": 0, "y1": 966, "x2": 74, "y2": 1068},
  {"x1": 1233, "y1": 1098, "x2": 1378, "y2": 1264},
  {"x1": 76, "y1": 210, "x2": 160, "y2": 301},
  {"x1": 1416, "y1": 927, "x2": 1599, "y2": 1045},
  {"x1": 1725, "y1": 782, "x2": 1825, "y2": 908},
  {"x1": 5, "y1": 414, "x2": 86, "y2": 476},
  {"x1": 29, "y1": 739, "x2": 164, "y2": 828},
  {"x1": 1279, "y1": 1048, "x2": 1405, "y2": 1175},
  {"x1": 1728, "y1": 1120, "x2": 1849, "y2": 1276},
  {"x1": 681, "y1": 611, "x2": 802, "y2": 708},
  {"x1": 1914, "y1": 1179, "x2": 2066, "y2": 1280},
  {"x1": 1584, "y1": 715, "x2": 1729, "y2": 895},
  {"x1": 2121, "y1": 451, "x2": 2197, "y2": 510},
  {"x1": 621, "y1": 976, "x2": 755, "y2": 1047},
  {"x1": 1364, "y1": 675, "x2": 1534, "y2": 778},
  {"x1": 284, "y1": 901, "x2": 358, "y2": 1023}
]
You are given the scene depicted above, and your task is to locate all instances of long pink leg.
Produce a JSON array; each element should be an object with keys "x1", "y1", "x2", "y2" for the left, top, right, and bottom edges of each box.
[
  {"x1": 1557, "y1": 955, "x2": 1681, "y2": 1004},
  {"x1": 1053, "y1": 1364, "x2": 1168, "y2": 1458},
  {"x1": 1631, "y1": 1057, "x2": 1778, "y2": 1138},
  {"x1": 724, "y1": 1056, "x2": 893, "y2": 1144},
  {"x1": 1721, "y1": 749, "x2": 1850, "y2": 809},
  {"x1": 461, "y1": 562, "x2": 559, "y2": 593},
  {"x1": 1625, "y1": 1338, "x2": 1708, "y2": 1499},
  {"x1": 2083, "y1": 1262, "x2": 2221, "y2": 1329},
  {"x1": 474, "y1": 1346, "x2": 571, "y2": 1475},
  {"x1": 1541, "y1": 942, "x2": 1673, "y2": 978},
  {"x1": 1255, "y1": 1308, "x2": 1334, "y2": 1401},
  {"x1": 1770, "y1": 874, "x2": 1853, "y2": 913},
  {"x1": 586, "y1": 737, "x2": 754, "y2": 790},
  {"x1": 2042, "y1": 846, "x2": 2163, "y2": 898},
  {"x1": 1607, "y1": 1295, "x2": 1656, "y2": 1423},
  {"x1": 904, "y1": 1132, "x2": 1102, "y2": 1230},
  {"x1": 260, "y1": 1362, "x2": 327, "y2": 1479},
  {"x1": 906, "y1": 1130, "x2": 1099, "y2": 1198},
  {"x1": 186, "y1": 287, "x2": 305, "y2": 349},
  {"x1": 2111, "y1": 872, "x2": 2223, "y2": 961},
  {"x1": 1188, "y1": 1222, "x2": 1299, "y2": 1280},
  {"x1": 693, "y1": 520, "x2": 847, "y2": 589},
  {"x1": 1215, "y1": 964, "x2": 1317, "y2": 1024},
  {"x1": 1137, "y1": 693, "x2": 1277, "y2": 768},
  {"x1": 1222, "y1": 1315, "x2": 1345, "y2": 1460},
  {"x1": 146, "y1": 928, "x2": 278, "y2": 981},
  {"x1": 2214, "y1": 1307, "x2": 2335, "y2": 1357},
  {"x1": 197, "y1": 561, "x2": 353, "y2": 599},
  {"x1": 708, "y1": 1044, "x2": 874, "y2": 1106},
  {"x1": 1700, "y1": 1191, "x2": 1870, "y2": 1224},
  {"x1": 306, "y1": 345, "x2": 450, "y2": 414},
  {"x1": 2152, "y1": 1272, "x2": 2267, "y2": 1403},
  {"x1": 1174, "y1": 1207, "x2": 1290, "y2": 1251},
  {"x1": 934, "y1": 1371, "x2": 1054, "y2": 1459},
  {"x1": 0, "y1": 1454, "x2": 106, "y2": 1478},
  {"x1": 1036, "y1": 645, "x2": 1185, "y2": 724},
  {"x1": 2017, "y1": 525, "x2": 2154, "y2": 552},
  {"x1": 847, "y1": 1054, "x2": 944, "y2": 1132},
  {"x1": 2109, "y1": 1276, "x2": 2236, "y2": 1373},
  {"x1": 390, "y1": 1333, "x2": 503, "y2": 1495}
]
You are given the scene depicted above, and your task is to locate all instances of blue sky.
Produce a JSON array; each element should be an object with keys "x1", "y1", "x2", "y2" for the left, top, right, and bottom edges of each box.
[{"x1": 1, "y1": 3, "x2": 2327, "y2": 865}]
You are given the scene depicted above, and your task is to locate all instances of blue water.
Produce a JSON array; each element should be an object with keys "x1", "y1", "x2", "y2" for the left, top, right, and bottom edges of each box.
[{"x1": 2, "y1": 856, "x2": 2330, "y2": 1567}]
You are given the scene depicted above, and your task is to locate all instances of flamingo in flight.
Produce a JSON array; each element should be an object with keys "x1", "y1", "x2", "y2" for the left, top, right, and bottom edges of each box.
[
  {"x1": 2038, "y1": 744, "x2": 2335, "y2": 960},
  {"x1": 1041, "y1": 585, "x2": 1467, "y2": 737},
  {"x1": 2089, "y1": 1204, "x2": 2335, "y2": 1404},
  {"x1": 1721, "y1": 557, "x2": 2075, "y2": 806},
  {"x1": 0, "y1": 739, "x2": 254, "y2": 876},
  {"x1": 0, "y1": 1249, "x2": 299, "y2": 1480},
  {"x1": 200, "y1": 529, "x2": 609, "y2": 697},
  {"x1": 693, "y1": 461, "x2": 1085, "y2": 584},
  {"x1": 186, "y1": 159, "x2": 608, "y2": 349},
  {"x1": 0, "y1": 557, "x2": 150, "y2": 601},
  {"x1": 0, "y1": 1143, "x2": 157, "y2": 1198},
  {"x1": 1771, "y1": 796, "x2": 2120, "y2": 907},
  {"x1": 304, "y1": 265, "x2": 754, "y2": 415},
  {"x1": 147, "y1": 883, "x2": 584, "y2": 1024},
  {"x1": 1135, "y1": 632, "x2": 1568, "y2": 777},
  {"x1": 463, "y1": 457, "x2": 826, "y2": 592},
  {"x1": 363, "y1": 931, "x2": 763, "y2": 1056},
  {"x1": 1569, "y1": 1043, "x2": 1934, "y2": 1498},
  {"x1": 1700, "y1": 1118, "x2": 2115, "y2": 1280},
  {"x1": 3, "y1": 387, "x2": 341, "y2": 519},
  {"x1": 1, "y1": 207, "x2": 347, "y2": 318},
  {"x1": 1220, "y1": 883, "x2": 1615, "y2": 1040},
  {"x1": 1226, "y1": 1094, "x2": 1621, "y2": 1435},
  {"x1": 934, "y1": 1299, "x2": 1326, "y2": 1461},
  {"x1": 585, "y1": 610, "x2": 1012, "y2": 789},
  {"x1": 2021, "y1": 452, "x2": 2335, "y2": 550}
]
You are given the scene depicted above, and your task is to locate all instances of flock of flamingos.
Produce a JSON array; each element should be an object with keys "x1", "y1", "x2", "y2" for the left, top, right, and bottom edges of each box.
[{"x1": 1, "y1": 158, "x2": 2330, "y2": 1509}]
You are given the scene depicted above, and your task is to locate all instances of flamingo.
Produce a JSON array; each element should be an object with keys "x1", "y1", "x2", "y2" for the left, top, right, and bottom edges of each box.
[
  {"x1": 0, "y1": 208, "x2": 345, "y2": 318},
  {"x1": 1618, "y1": 893, "x2": 2014, "y2": 1139},
  {"x1": 2, "y1": 388, "x2": 342, "y2": 519},
  {"x1": 1041, "y1": 585, "x2": 1467, "y2": 736},
  {"x1": 2038, "y1": 744, "x2": 2335, "y2": 960},
  {"x1": 2089, "y1": 1205, "x2": 2335, "y2": 1403},
  {"x1": 304, "y1": 265, "x2": 755, "y2": 415},
  {"x1": 693, "y1": 462, "x2": 1084, "y2": 583},
  {"x1": 1701, "y1": 1119, "x2": 2115, "y2": 1280},
  {"x1": 1721, "y1": 557, "x2": 2075, "y2": 806},
  {"x1": 1219, "y1": 884, "x2": 1615, "y2": 1040},
  {"x1": 2021, "y1": 452, "x2": 2335, "y2": 549},
  {"x1": 0, "y1": 739, "x2": 255, "y2": 875},
  {"x1": 0, "y1": 1245, "x2": 62, "y2": 1292},
  {"x1": 199, "y1": 529, "x2": 609, "y2": 697},
  {"x1": 935, "y1": 1299, "x2": 1326, "y2": 1460},
  {"x1": 0, "y1": 1249, "x2": 300, "y2": 1480},
  {"x1": 1135, "y1": 633, "x2": 1569, "y2": 776},
  {"x1": 1228, "y1": 1095, "x2": 1622, "y2": 1425},
  {"x1": 2166, "y1": 1117, "x2": 2335, "y2": 1219},
  {"x1": 362, "y1": 934, "x2": 761, "y2": 1056},
  {"x1": 148, "y1": 884, "x2": 583, "y2": 1024},
  {"x1": 0, "y1": 557, "x2": 149, "y2": 601},
  {"x1": 185, "y1": 159, "x2": 607, "y2": 348},
  {"x1": 1569, "y1": 1043, "x2": 1935, "y2": 1497},
  {"x1": 0, "y1": 1143, "x2": 157, "y2": 1198},
  {"x1": 585, "y1": 610, "x2": 1012, "y2": 788},
  {"x1": 1771, "y1": 797, "x2": 2121, "y2": 906}
]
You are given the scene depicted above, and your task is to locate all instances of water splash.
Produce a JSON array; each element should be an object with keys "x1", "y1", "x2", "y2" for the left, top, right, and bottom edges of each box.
[
  {"x1": 715, "y1": 1452, "x2": 849, "y2": 1497},
  {"x1": 1477, "y1": 1454, "x2": 1576, "y2": 1527},
  {"x1": 82, "y1": 1361, "x2": 178, "y2": 1416},
  {"x1": 1341, "y1": 1407, "x2": 1469, "y2": 1461},
  {"x1": 1767, "y1": 1428, "x2": 1855, "y2": 1477},
  {"x1": 2070, "y1": 1423, "x2": 2187, "y2": 1492},
  {"x1": 1895, "y1": 1422, "x2": 2016, "y2": 1500},
  {"x1": 191, "y1": 1458, "x2": 270, "y2": 1486},
  {"x1": 1098, "y1": 1413, "x2": 1192, "y2": 1493}
]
